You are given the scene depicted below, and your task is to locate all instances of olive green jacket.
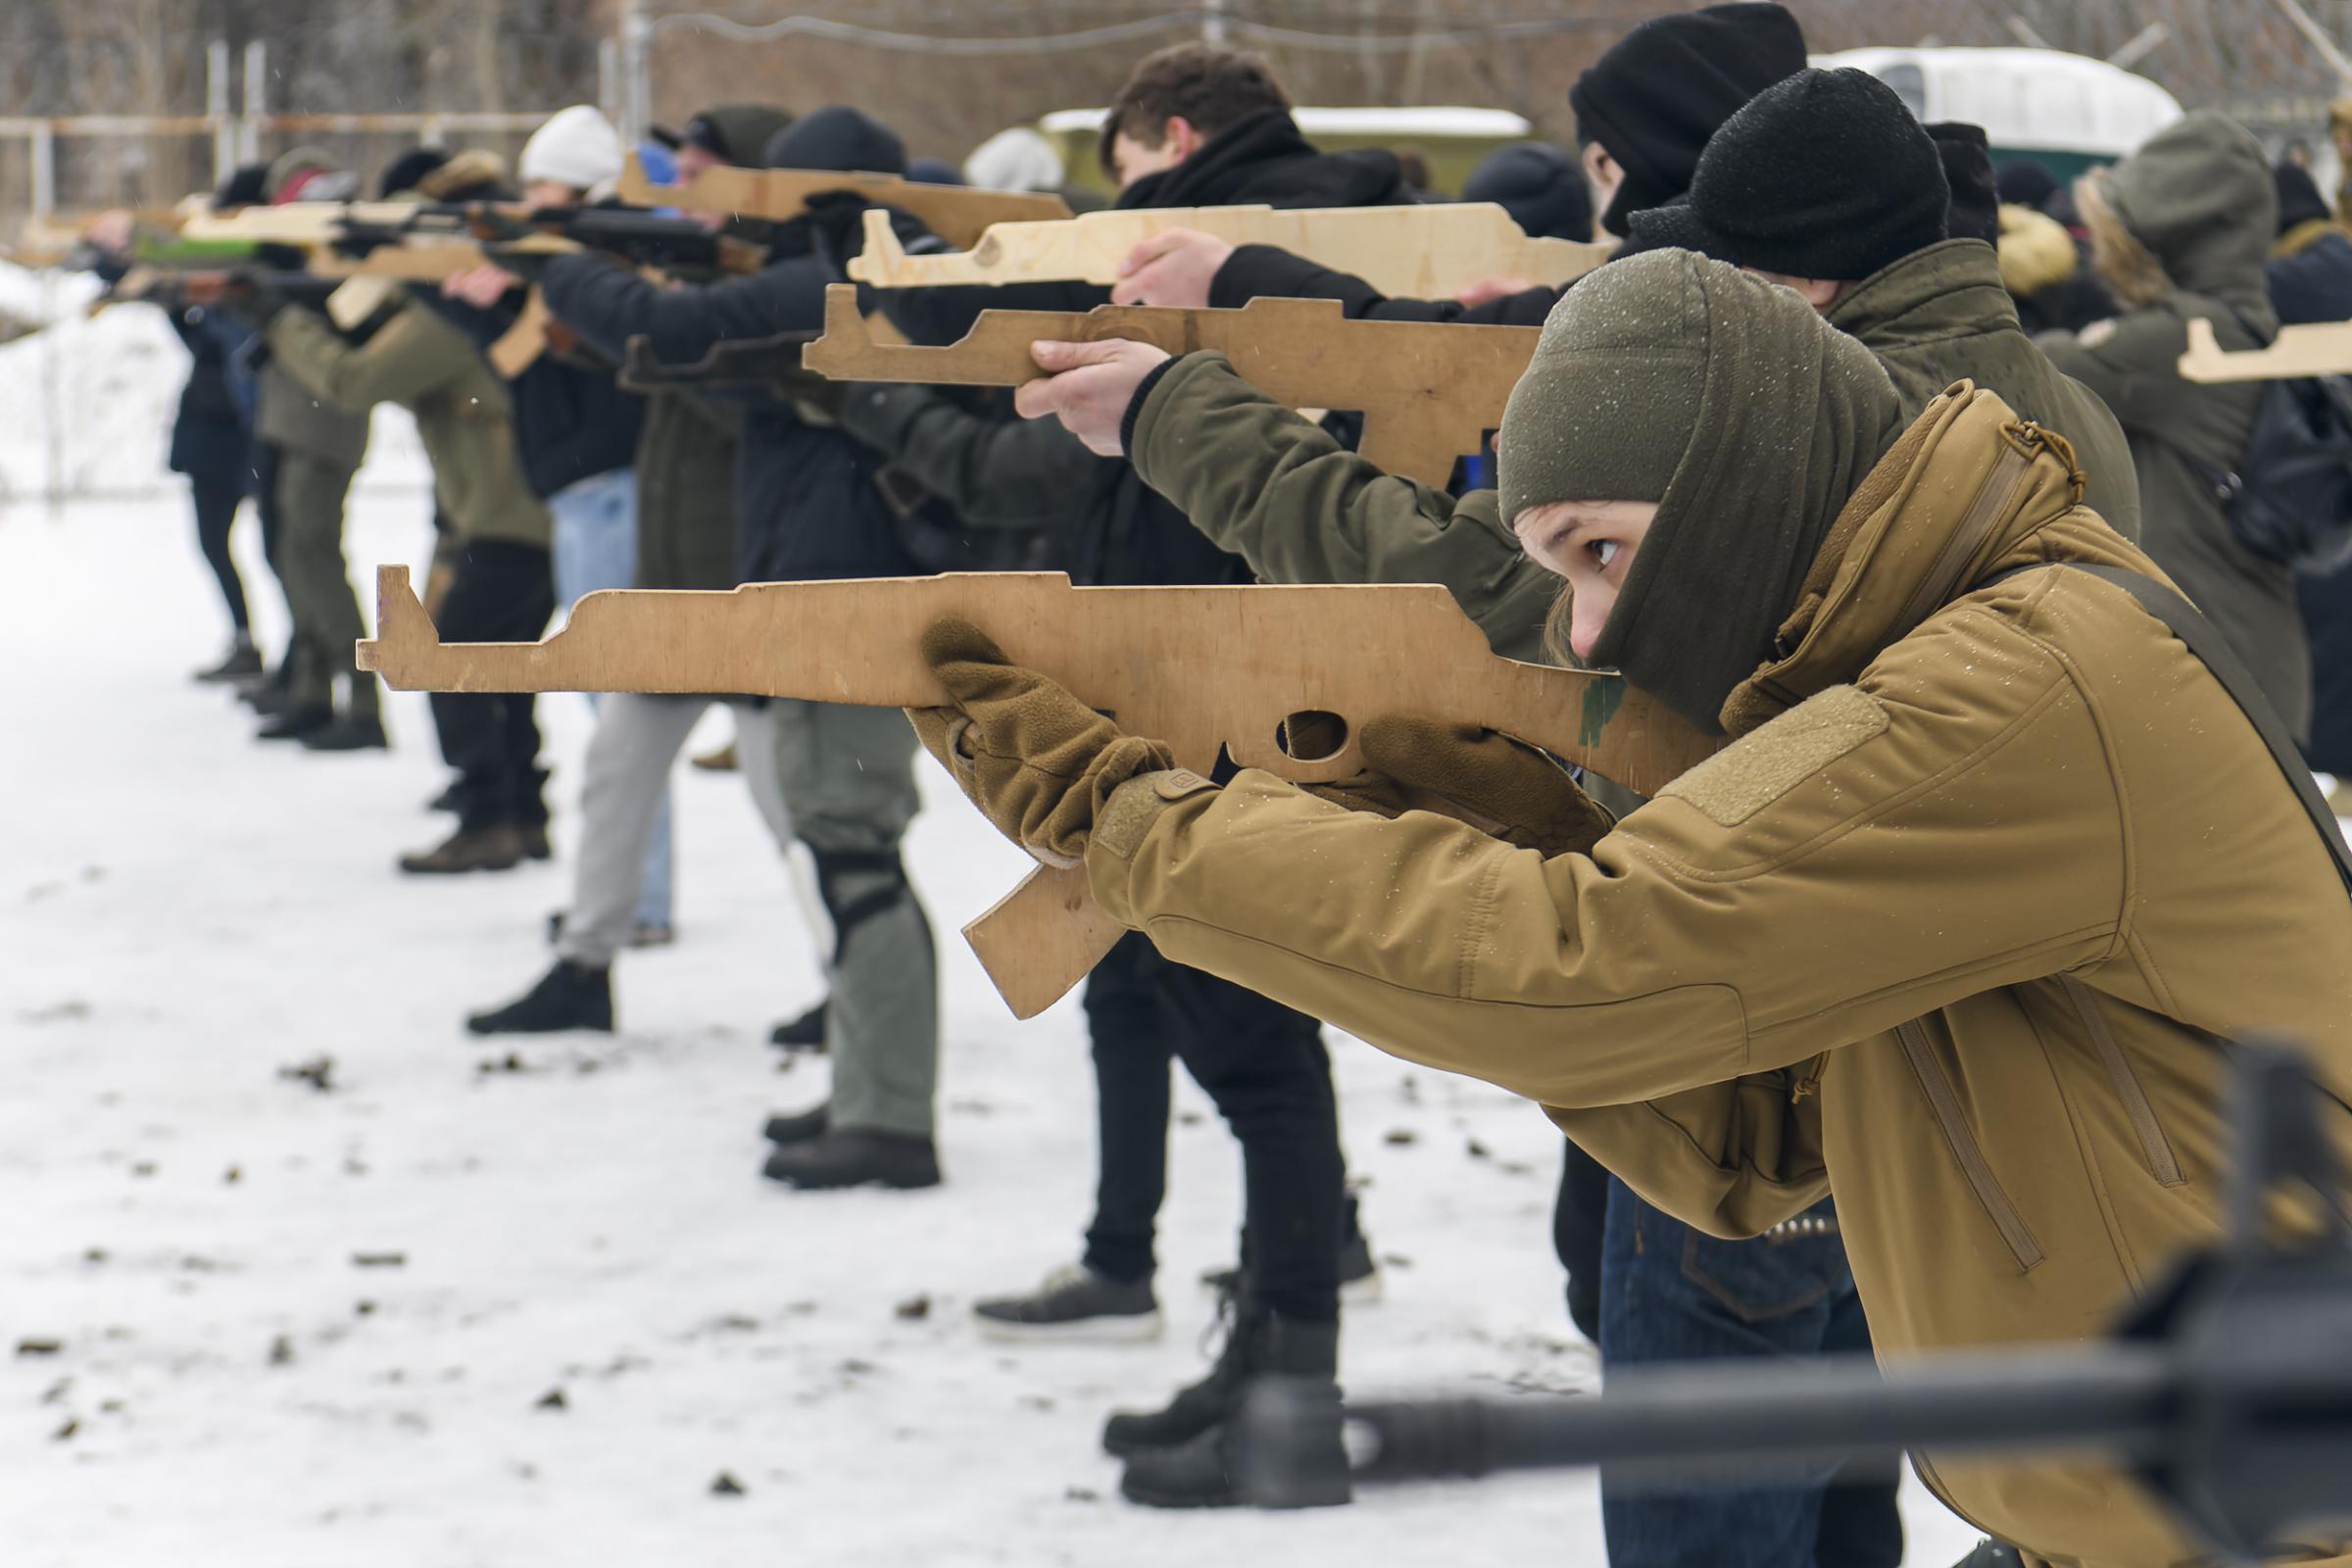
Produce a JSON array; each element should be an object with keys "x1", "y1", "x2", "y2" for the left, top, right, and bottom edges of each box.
[
  {"x1": 2039, "y1": 114, "x2": 2301, "y2": 738},
  {"x1": 253, "y1": 360, "x2": 369, "y2": 470},
  {"x1": 268, "y1": 298, "x2": 549, "y2": 550},
  {"x1": 1092, "y1": 385, "x2": 2352, "y2": 1568},
  {"x1": 1828, "y1": 239, "x2": 2140, "y2": 540},
  {"x1": 632, "y1": 388, "x2": 742, "y2": 591}
]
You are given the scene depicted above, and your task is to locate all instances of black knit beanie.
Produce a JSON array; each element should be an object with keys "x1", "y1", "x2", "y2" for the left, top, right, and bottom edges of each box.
[
  {"x1": 1568, "y1": 2, "x2": 1807, "y2": 238},
  {"x1": 1930, "y1": 122, "x2": 2000, "y2": 245},
  {"x1": 2276, "y1": 161, "x2": 2332, "y2": 235},
  {"x1": 1624, "y1": 68, "x2": 1948, "y2": 281},
  {"x1": 1463, "y1": 142, "x2": 1595, "y2": 242},
  {"x1": 214, "y1": 162, "x2": 270, "y2": 210},
  {"x1": 684, "y1": 103, "x2": 798, "y2": 168},
  {"x1": 377, "y1": 146, "x2": 451, "y2": 201},
  {"x1": 763, "y1": 106, "x2": 907, "y2": 176},
  {"x1": 1994, "y1": 158, "x2": 2059, "y2": 213}
]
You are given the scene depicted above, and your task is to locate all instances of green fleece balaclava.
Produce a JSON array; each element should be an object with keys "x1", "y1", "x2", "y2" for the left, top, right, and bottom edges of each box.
[{"x1": 1496, "y1": 249, "x2": 1906, "y2": 734}]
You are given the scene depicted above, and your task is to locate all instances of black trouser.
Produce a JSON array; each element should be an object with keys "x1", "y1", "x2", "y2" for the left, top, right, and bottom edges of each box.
[
  {"x1": 189, "y1": 473, "x2": 250, "y2": 632},
  {"x1": 427, "y1": 540, "x2": 555, "y2": 832},
  {"x1": 1554, "y1": 1141, "x2": 1610, "y2": 1343},
  {"x1": 1080, "y1": 933, "x2": 1342, "y2": 1324},
  {"x1": 250, "y1": 444, "x2": 294, "y2": 684}
]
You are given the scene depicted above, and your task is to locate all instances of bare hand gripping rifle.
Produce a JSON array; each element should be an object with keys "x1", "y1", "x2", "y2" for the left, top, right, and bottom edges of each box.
[
  {"x1": 800, "y1": 283, "x2": 1539, "y2": 490},
  {"x1": 354, "y1": 566, "x2": 1719, "y2": 1019}
]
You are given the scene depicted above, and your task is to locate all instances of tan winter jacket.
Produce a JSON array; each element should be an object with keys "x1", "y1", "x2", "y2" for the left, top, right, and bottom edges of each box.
[{"x1": 1087, "y1": 384, "x2": 2352, "y2": 1568}]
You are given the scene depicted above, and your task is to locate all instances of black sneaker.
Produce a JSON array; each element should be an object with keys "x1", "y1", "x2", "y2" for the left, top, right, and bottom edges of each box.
[
  {"x1": 769, "y1": 1001, "x2": 828, "y2": 1052},
  {"x1": 973, "y1": 1263, "x2": 1161, "y2": 1344},
  {"x1": 466, "y1": 960, "x2": 612, "y2": 1035},
  {"x1": 761, "y1": 1129, "x2": 940, "y2": 1191},
  {"x1": 299, "y1": 714, "x2": 388, "y2": 752},
  {"x1": 1200, "y1": 1231, "x2": 1383, "y2": 1305}
]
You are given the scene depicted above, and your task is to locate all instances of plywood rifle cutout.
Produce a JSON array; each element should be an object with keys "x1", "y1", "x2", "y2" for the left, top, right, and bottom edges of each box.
[
  {"x1": 801, "y1": 284, "x2": 1537, "y2": 490},
  {"x1": 613, "y1": 153, "x2": 1068, "y2": 250},
  {"x1": 356, "y1": 566, "x2": 1718, "y2": 1019},
  {"x1": 849, "y1": 202, "x2": 1610, "y2": 297},
  {"x1": 2180, "y1": 316, "x2": 2352, "y2": 381}
]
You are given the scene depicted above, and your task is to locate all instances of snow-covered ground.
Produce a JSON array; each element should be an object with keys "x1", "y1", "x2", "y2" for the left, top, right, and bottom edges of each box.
[{"x1": 0, "y1": 413, "x2": 1994, "y2": 1565}]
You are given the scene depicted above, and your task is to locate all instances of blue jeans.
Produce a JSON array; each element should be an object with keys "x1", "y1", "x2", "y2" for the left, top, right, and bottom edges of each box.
[
  {"x1": 1598, "y1": 1179, "x2": 1901, "y2": 1568},
  {"x1": 550, "y1": 468, "x2": 671, "y2": 930}
]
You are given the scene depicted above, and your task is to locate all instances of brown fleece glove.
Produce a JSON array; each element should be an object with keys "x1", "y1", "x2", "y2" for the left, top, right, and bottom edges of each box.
[
  {"x1": 1355, "y1": 716, "x2": 1614, "y2": 857},
  {"x1": 909, "y1": 616, "x2": 1175, "y2": 867}
]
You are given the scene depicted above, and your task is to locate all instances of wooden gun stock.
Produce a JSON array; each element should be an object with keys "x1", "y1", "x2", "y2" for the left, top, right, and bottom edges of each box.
[
  {"x1": 800, "y1": 284, "x2": 1536, "y2": 490},
  {"x1": 2180, "y1": 315, "x2": 2352, "y2": 381},
  {"x1": 355, "y1": 566, "x2": 1715, "y2": 1018},
  {"x1": 848, "y1": 202, "x2": 1610, "y2": 296},
  {"x1": 613, "y1": 153, "x2": 1067, "y2": 250}
]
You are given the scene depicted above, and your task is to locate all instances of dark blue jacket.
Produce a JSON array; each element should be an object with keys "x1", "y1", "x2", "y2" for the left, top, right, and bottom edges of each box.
[
  {"x1": 540, "y1": 223, "x2": 922, "y2": 585},
  {"x1": 168, "y1": 307, "x2": 252, "y2": 491}
]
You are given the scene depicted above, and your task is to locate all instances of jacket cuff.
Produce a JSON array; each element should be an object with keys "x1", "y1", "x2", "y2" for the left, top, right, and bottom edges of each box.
[
  {"x1": 1117, "y1": 355, "x2": 1181, "y2": 458},
  {"x1": 1087, "y1": 769, "x2": 1219, "y2": 923},
  {"x1": 1209, "y1": 244, "x2": 1299, "y2": 311}
]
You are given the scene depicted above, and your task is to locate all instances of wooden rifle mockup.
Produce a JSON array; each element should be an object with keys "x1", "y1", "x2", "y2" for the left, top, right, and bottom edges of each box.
[
  {"x1": 798, "y1": 283, "x2": 1536, "y2": 490},
  {"x1": 614, "y1": 153, "x2": 1068, "y2": 249},
  {"x1": 354, "y1": 565, "x2": 1718, "y2": 1019}
]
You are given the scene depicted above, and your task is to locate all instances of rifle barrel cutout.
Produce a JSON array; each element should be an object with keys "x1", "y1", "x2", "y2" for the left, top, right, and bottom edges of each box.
[
  {"x1": 613, "y1": 153, "x2": 1067, "y2": 250},
  {"x1": 2180, "y1": 315, "x2": 2352, "y2": 381}
]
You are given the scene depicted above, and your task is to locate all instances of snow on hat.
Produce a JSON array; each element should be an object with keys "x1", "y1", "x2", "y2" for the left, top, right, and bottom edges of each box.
[
  {"x1": 963, "y1": 126, "x2": 1065, "y2": 193},
  {"x1": 521, "y1": 105, "x2": 624, "y2": 194}
]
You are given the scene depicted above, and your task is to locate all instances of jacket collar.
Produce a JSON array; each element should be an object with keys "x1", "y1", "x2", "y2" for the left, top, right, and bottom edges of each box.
[
  {"x1": 1828, "y1": 239, "x2": 2022, "y2": 355},
  {"x1": 1718, "y1": 383, "x2": 2098, "y2": 735}
]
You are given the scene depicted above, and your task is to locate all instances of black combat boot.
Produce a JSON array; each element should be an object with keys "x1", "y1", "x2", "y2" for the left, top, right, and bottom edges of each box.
[
  {"x1": 194, "y1": 634, "x2": 262, "y2": 683},
  {"x1": 256, "y1": 705, "x2": 333, "y2": 741},
  {"x1": 1102, "y1": 1285, "x2": 1255, "y2": 1457},
  {"x1": 466, "y1": 960, "x2": 612, "y2": 1035},
  {"x1": 761, "y1": 1103, "x2": 829, "y2": 1146},
  {"x1": 760, "y1": 1129, "x2": 940, "y2": 1191},
  {"x1": 1118, "y1": 1314, "x2": 1348, "y2": 1509},
  {"x1": 300, "y1": 714, "x2": 388, "y2": 752}
]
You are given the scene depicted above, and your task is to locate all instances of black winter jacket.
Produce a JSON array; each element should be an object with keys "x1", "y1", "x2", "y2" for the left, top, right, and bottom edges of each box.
[
  {"x1": 541, "y1": 222, "x2": 922, "y2": 586},
  {"x1": 438, "y1": 287, "x2": 646, "y2": 501},
  {"x1": 168, "y1": 307, "x2": 252, "y2": 491}
]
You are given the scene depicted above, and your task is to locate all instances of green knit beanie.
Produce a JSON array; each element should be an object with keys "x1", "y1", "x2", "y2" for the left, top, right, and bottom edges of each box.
[{"x1": 1496, "y1": 250, "x2": 1711, "y2": 527}]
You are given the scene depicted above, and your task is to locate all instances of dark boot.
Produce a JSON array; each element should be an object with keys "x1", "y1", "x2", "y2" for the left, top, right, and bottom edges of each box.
[
  {"x1": 761, "y1": 1103, "x2": 829, "y2": 1146},
  {"x1": 400, "y1": 824, "x2": 525, "y2": 875},
  {"x1": 518, "y1": 822, "x2": 553, "y2": 861},
  {"x1": 760, "y1": 1129, "x2": 940, "y2": 1191},
  {"x1": 1951, "y1": 1544, "x2": 2024, "y2": 1568},
  {"x1": 466, "y1": 960, "x2": 612, "y2": 1035},
  {"x1": 256, "y1": 705, "x2": 333, "y2": 741},
  {"x1": 1102, "y1": 1288, "x2": 1255, "y2": 1457},
  {"x1": 768, "y1": 1001, "x2": 828, "y2": 1051},
  {"x1": 300, "y1": 714, "x2": 388, "y2": 752},
  {"x1": 194, "y1": 635, "x2": 261, "y2": 683},
  {"x1": 427, "y1": 779, "x2": 464, "y2": 813},
  {"x1": 1119, "y1": 1317, "x2": 1348, "y2": 1509}
]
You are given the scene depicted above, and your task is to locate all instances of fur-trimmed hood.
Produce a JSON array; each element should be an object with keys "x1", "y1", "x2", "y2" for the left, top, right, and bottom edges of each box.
[
  {"x1": 2075, "y1": 111, "x2": 2275, "y2": 323},
  {"x1": 1995, "y1": 202, "x2": 2078, "y2": 296}
]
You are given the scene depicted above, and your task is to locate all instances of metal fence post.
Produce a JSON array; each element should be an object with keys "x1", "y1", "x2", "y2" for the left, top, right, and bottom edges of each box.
[
  {"x1": 241, "y1": 40, "x2": 268, "y2": 165},
  {"x1": 208, "y1": 39, "x2": 233, "y2": 182},
  {"x1": 28, "y1": 122, "x2": 54, "y2": 219}
]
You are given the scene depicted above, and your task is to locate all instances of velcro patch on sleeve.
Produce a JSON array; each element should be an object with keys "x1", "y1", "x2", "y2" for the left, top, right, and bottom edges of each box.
[
  {"x1": 1655, "y1": 685, "x2": 1889, "y2": 828},
  {"x1": 1094, "y1": 771, "x2": 1214, "y2": 859}
]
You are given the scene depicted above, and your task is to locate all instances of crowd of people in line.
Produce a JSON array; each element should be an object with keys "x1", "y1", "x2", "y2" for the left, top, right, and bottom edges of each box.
[{"x1": 85, "y1": 6, "x2": 2352, "y2": 1563}]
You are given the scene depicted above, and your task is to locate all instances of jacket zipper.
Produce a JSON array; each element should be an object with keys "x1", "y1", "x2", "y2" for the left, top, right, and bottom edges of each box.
[
  {"x1": 1892, "y1": 435, "x2": 2035, "y2": 637},
  {"x1": 2059, "y1": 976, "x2": 2185, "y2": 1188},
  {"x1": 1896, "y1": 1018, "x2": 2047, "y2": 1271}
]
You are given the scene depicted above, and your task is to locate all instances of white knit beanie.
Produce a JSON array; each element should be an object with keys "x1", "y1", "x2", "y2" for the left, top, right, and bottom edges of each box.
[
  {"x1": 520, "y1": 105, "x2": 624, "y2": 195},
  {"x1": 961, "y1": 126, "x2": 1065, "y2": 193}
]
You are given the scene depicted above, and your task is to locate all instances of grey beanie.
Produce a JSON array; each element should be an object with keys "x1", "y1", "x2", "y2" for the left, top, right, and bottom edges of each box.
[{"x1": 1497, "y1": 251, "x2": 1710, "y2": 526}]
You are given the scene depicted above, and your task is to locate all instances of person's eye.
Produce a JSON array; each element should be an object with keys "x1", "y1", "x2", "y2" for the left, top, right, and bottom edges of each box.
[{"x1": 1591, "y1": 538, "x2": 1620, "y2": 569}]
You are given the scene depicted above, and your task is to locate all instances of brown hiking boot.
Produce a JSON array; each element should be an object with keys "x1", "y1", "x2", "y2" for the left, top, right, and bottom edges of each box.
[
  {"x1": 691, "y1": 741, "x2": 738, "y2": 772},
  {"x1": 399, "y1": 824, "x2": 525, "y2": 875}
]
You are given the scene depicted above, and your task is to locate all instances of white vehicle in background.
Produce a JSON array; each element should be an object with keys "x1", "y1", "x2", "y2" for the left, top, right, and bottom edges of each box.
[{"x1": 1817, "y1": 45, "x2": 2184, "y2": 179}]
